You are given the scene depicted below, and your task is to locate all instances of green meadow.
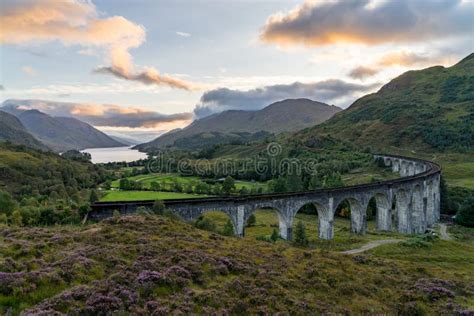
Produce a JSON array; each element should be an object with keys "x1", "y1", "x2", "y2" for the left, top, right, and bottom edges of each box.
[
  {"x1": 100, "y1": 190, "x2": 207, "y2": 201},
  {"x1": 200, "y1": 209, "x2": 408, "y2": 251},
  {"x1": 111, "y1": 173, "x2": 269, "y2": 192}
]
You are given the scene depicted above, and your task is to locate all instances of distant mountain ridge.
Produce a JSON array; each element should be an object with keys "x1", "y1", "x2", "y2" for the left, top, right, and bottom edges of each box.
[
  {"x1": 295, "y1": 53, "x2": 474, "y2": 152},
  {"x1": 0, "y1": 110, "x2": 49, "y2": 151},
  {"x1": 1, "y1": 104, "x2": 124, "y2": 152},
  {"x1": 136, "y1": 98, "x2": 340, "y2": 151}
]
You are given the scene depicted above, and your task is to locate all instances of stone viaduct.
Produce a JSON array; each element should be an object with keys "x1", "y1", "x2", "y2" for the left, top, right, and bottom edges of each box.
[{"x1": 90, "y1": 154, "x2": 441, "y2": 240}]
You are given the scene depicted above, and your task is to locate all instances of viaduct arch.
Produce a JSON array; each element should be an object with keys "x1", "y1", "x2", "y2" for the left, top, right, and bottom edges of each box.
[{"x1": 90, "y1": 154, "x2": 441, "y2": 240}]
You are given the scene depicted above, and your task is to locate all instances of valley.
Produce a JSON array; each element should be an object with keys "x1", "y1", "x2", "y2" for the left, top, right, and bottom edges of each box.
[{"x1": 0, "y1": 3, "x2": 473, "y2": 312}]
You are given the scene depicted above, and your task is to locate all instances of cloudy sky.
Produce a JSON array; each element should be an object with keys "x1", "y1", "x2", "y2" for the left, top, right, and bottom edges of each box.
[{"x1": 0, "y1": 0, "x2": 472, "y2": 137}]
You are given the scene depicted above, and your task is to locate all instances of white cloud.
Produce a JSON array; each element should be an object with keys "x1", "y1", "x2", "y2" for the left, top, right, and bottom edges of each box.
[
  {"x1": 194, "y1": 79, "x2": 381, "y2": 117},
  {"x1": 176, "y1": 31, "x2": 191, "y2": 37}
]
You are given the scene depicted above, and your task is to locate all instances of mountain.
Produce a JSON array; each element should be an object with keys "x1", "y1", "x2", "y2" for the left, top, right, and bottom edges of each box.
[
  {"x1": 1, "y1": 108, "x2": 124, "y2": 152},
  {"x1": 0, "y1": 110, "x2": 49, "y2": 151},
  {"x1": 109, "y1": 135, "x2": 140, "y2": 146},
  {"x1": 172, "y1": 131, "x2": 274, "y2": 150},
  {"x1": 136, "y1": 98, "x2": 340, "y2": 151},
  {"x1": 296, "y1": 53, "x2": 474, "y2": 152}
]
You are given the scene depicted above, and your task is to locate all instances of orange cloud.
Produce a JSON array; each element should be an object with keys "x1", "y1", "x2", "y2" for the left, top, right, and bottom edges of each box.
[
  {"x1": 260, "y1": 0, "x2": 473, "y2": 47},
  {"x1": 378, "y1": 51, "x2": 431, "y2": 67},
  {"x1": 0, "y1": 1, "x2": 143, "y2": 49},
  {"x1": 3, "y1": 99, "x2": 194, "y2": 130},
  {"x1": 348, "y1": 50, "x2": 457, "y2": 80},
  {"x1": 70, "y1": 104, "x2": 106, "y2": 116},
  {"x1": 94, "y1": 66, "x2": 195, "y2": 91},
  {"x1": 0, "y1": 0, "x2": 194, "y2": 90}
]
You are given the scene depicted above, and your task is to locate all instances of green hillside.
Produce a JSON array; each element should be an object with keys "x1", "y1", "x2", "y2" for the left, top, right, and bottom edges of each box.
[
  {"x1": 0, "y1": 111, "x2": 49, "y2": 151},
  {"x1": 0, "y1": 142, "x2": 107, "y2": 201},
  {"x1": 172, "y1": 131, "x2": 274, "y2": 150},
  {"x1": 297, "y1": 54, "x2": 474, "y2": 152},
  {"x1": 1, "y1": 215, "x2": 473, "y2": 314}
]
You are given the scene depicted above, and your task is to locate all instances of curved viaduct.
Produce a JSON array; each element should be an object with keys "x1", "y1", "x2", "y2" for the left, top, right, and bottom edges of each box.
[{"x1": 90, "y1": 154, "x2": 441, "y2": 240}]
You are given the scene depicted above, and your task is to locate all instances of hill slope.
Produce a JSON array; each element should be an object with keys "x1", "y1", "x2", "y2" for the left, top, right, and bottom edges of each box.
[
  {"x1": 0, "y1": 110, "x2": 49, "y2": 151},
  {"x1": 136, "y1": 99, "x2": 340, "y2": 150},
  {"x1": 297, "y1": 54, "x2": 474, "y2": 152},
  {"x1": 0, "y1": 142, "x2": 106, "y2": 198},
  {"x1": 3, "y1": 215, "x2": 473, "y2": 314},
  {"x1": 1, "y1": 108, "x2": 124, "y2": 152},
  {"x1": 55, "y1": 116, "x2": 125, "y2": 149}
]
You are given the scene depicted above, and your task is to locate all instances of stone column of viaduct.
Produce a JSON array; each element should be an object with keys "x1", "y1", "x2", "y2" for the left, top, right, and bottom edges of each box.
[{"x1": 90, "y1": 154, "x2": 441, "y2": 240}]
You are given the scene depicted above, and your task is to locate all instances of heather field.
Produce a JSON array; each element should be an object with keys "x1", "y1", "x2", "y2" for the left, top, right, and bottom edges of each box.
[{"x1": 1, "y1": 215, "x2": 473, "y2": 314}]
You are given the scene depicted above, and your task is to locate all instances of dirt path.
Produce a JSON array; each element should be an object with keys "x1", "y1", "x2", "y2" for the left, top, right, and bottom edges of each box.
[
  {"x1": 340, "y1": 239, "x2": 402, "y2": 255},
  {"x1": 439, "y1": 223, "x2": 452, "y2": 241}
]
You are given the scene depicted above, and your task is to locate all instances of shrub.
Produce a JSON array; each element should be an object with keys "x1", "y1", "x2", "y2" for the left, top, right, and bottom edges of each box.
[
  {"x1": 0, "y1": 191, "x2": 16, "y2": 216},
  {"x1": 213, "y1": 185, "x2": 223, "y2": 195},
  {"x1": 195, "y1": 216, "x2": 216, "y2": 232},
  {"x1": 221, "y1": 219, "x2": 235, "y2": 236},
  {"x1": 246, "y1": 214, "x2": 256, "y2": 227},
  {"x1": 184, "y1": 184, "x2": 193, "y2": 194},
  {"x1": 113, "y1": 210, "x2": 121, "y2": 217},
  {"x1": 455, "y1": 196, "x2": 474, "y2": 227},
  {"x1": 78, "y1": 203, "x2": 91, "y2": 219},
  {"x1": 38, "y1": 207, "x2": 60, "y2": 225},
  {"x1": 239, "y1": 187, "x2": 249, "y2": 195},
  {"x1": 173, "y1": 180, "x2": 183, "y2": 192},
  {"x1": 11, "y1": 210, "x2": 22, "y2": 226},
  {"x1": 136, "y1": 206, "x2": 151, "y2": 215},
  {"x1": 89, "y1": 190, "x2": 99, "y2": 204},
  {"x1": 119, "y1": 178, "x2": 130, "y2": 190},
  {"x1": 402, "y1": 233, "x2": 438, "y2": 248},
  {"x1": 222, "y1": 176, "x2": 235, "y2": 195},
  {"x1": 256, "y1": 235, "x2": 273, "y2": 243},
  {"x1": 163, "y1": 210, "x2": 181, "y2": 221},
  {"x1": 150, "y1": 181, "x2": 161, "y2": 191},
  {"x1": 19, "y1": 206, "x2": 40, "y2": 225},
  {"x1": 152, "y1": 200, "x2": 165, "y2": 215},
  {"x1": 294, "y1": 221, "x2": 309, "y2": 246},
  {"x1": 270, "y1": 228, "x2": 279, "y2": 242}
]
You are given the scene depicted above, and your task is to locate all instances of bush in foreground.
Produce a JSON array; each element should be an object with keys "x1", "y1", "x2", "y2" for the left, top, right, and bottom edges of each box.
[
  {"x1": 455, "y1": 196, "x2": 474, "y2": 227},
  {"x1": 195, "y1": 215, "x2": 216, "y2": 232},
  {"x1": 293, "y1": 221, "x2": 309, "y2": 246}
]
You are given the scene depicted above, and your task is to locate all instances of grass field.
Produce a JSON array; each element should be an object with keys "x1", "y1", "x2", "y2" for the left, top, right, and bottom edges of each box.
[
  {"x1": 111, "y1": 173, "x2": 269, "y2": 192},
  {"x1": 342, "y1": 166, "x2": 400, "y2": 186},
  {"x1": 111, "y1": 173, "x2": 200, "y2": 189},
  {"x1": 384, "y1": 148, "x2": 474, "y2": 190},
  {"x1": 441, "y1": 161, "x2": 474, "y2": 189},
  {"x1": 201, "y1": 209, "x2": 407, "y2": 251},
  {"x1": 100, "y1": 190, "x2": 207, "y2": 201}
]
